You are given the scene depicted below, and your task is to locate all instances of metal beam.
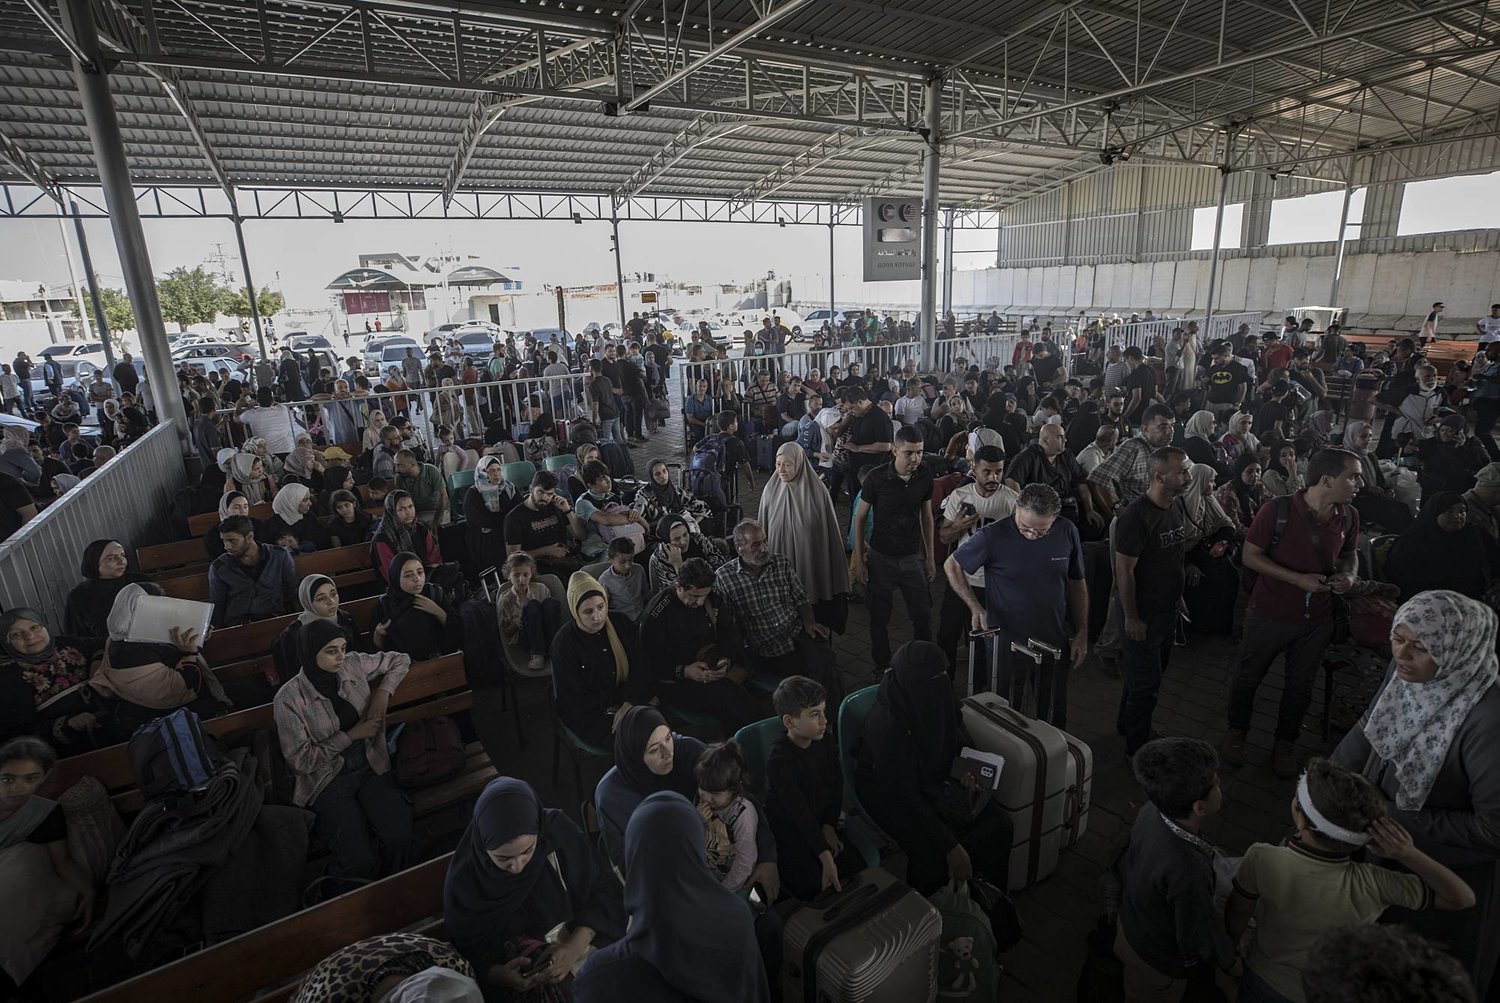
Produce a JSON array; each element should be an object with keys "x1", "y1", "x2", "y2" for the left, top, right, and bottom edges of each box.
[
  {"x1": 918, "y1": 74, "x2": 941, "y2": 368},
  {"x1": 621, "y1": 0, "x2": 815, "y2": 112},
  {"x1": 0, "y1": 130, "x2": 62, "y2": 202}
]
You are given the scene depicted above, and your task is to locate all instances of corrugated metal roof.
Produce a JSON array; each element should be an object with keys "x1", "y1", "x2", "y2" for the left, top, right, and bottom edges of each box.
[{"x1": 0, "y1": 0, "x2": 1493, "y2": 209}]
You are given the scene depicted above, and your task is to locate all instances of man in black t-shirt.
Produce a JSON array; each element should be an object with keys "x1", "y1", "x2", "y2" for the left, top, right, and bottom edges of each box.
[
  {"x1": 0, "y1": 471, "x2": 36, "y2": 544},
  {"x1": 1203, "y1": 341, "x2": 1249, "y2": 419},
  {"x1": 617, "y1": 350, "x2": 648, "y2": 444},
  {"x1": 853, "y1": 427, "x2": 935, "y2": 670},
  {"x1": 504, "y1": 470, "x2": 585, "y2": 577},
  {"x1": 1121, "y1": 346, "x2": 1158, "y2": 424},
  {"x1": 1253, "y1": 381, "x2": 1293, "y2": 441},
  {"x1": 587, "y1": 360, "x2": 621, "y2": 444},
  {"x1": 1113, "y1": 446, "x2": 1191, "y2": 756},
  {"x1": 838, "y1": 385, "x2": 894, "y2": 505}
]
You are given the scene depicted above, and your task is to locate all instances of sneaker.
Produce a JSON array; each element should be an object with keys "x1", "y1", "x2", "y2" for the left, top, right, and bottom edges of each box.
[
  {"x1": 1272, "y1": 740, "x2": 1299, "y2": 780},
  {"x1": 527, "y1": 654, "x2": 545, "y2": 671},
  {"x1": 1220, "y1": 729, "x2": 1248, "y2": 767}
]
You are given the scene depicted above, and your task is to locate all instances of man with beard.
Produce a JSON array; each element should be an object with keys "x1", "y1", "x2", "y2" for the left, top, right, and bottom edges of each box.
[{"x1": 933, "y1": 446, "x2": 1017, "y2": 674}]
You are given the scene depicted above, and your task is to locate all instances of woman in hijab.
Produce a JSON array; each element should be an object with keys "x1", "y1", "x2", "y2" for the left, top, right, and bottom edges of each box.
[
  {"x1": 275, "y1": 574, "x2": 364, "y2": 685},
  {"x1": 1214, "y1": 452, "x2": 1266, "y2": 538},
  {"x1": 0, "y1": 609, "x2": 108, "y2": 753},
  {"x1": 204, "y1": 490, "x2": 257, "y2": 559},
  {"x1": 1342, "y1": 420, "x2": 1414, "y2": 531},
  {"x1": 630, "y1": 458, "x2": 712, "y2": 530},
  {"x1": 243, "y1": 437, "x2": 286, "y2": 483},
  {"x1": 362, "y1": 410, "x2": 389, "y2": 455},
  {"x1": 64, "y1": 539, "x2": 148, "y2": 638},
  {"x1": 0, "y1": 426, "x2": 40, "y2": 487},
  {"x1": 319, "y1": 464, "x2": 356, "y2": 515},
  {"x1": 371, "y1": 490, "x2": 442, "y2": 579},
  {"x1": 759, "y1": 443, "x2": 848, "y2": 630},
  {"x1": 1384, "y1": 493, "x2": 1493, "y2": 601},
  {"x1": 647, "y1": 514, "x2": 731, "y2": 595},
  {"x1": 262, "y1": 483, "x2": 327, "y2": 554},
  {"x1": 575, "y1": 791, "x2": 769, "y2": 1003},
  {"x1": 1334, "y1": 591, "x2": 1500, "y2": 996},
  {"x1": 326, "y1": 489, "x2": 374, "y2": 549},
  {"x1": 1261, "y1": 439, "x2": 1304, "y2": 497},
  {"x1": 550, "y1": 571, "x2": 653, "y2": 752},
  {"x1": 435, "y1": 379, "x2": 464, "y2": 438},
  {"x1": 90, "y1": 583, "x2": 231, "y2": 733},
  {"x1": 282, "y1": 433, "x2": 326, "y2": 488},
  {"x1": 1177, "y1": 465, "x2": 1238, "y2": 635},
  {"x1": 273, "y1": 618, "x2": 414, "y2": 895},
  {"x1": 464, "y1": 455, "x2": 519, "y2": 574},
  {"x1": 229, "y1": 451, "x2": 276, "y2": 506},
  {"x1": 444, "y1": 778, "x2": 625, "y2": 1001},
  {"x1": 293, "y1": 934, "x2": 477, "y2": 1003},
  {"x1": 1218, "y1": 411, "x2": 1260, "y2": 466},
  {"x1": 433, "y1": 426, "x2": 475, "y2": 481},
  {"x1": 1181, "y1": 410, "x2": 1221, "y2": 470},
  {"x1": 854, "y1": 640, "x2": 1013, "y2": 895},
  {"x1": 374, "y1": 553, "x2": 460, "y2": 661}
]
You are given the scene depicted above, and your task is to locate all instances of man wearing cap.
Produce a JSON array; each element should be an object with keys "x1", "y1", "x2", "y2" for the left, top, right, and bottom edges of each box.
[
  {"x1": 1464, "y1": 462, "x2": 1500, "y2": 546},
  {"x1": 323, "y1": 445, "x2": 353, "y2": 465}
]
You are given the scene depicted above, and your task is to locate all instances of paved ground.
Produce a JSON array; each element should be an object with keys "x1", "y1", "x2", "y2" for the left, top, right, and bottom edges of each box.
[{"x1": 455, "y1": 364, "x2": 1386, "y2": 1002}]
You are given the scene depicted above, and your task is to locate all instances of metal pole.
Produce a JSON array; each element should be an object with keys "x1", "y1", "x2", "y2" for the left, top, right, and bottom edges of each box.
[
  {"x1": 1329, "y1": 157, "x2": 1356, "y2": 307},
  {"x1": 941, "y1": 207, "x2": 955, "y2": 323},
  {"x1": 611, "y1": 208, "x2": 627, "y2": 330},
  {"x1": 1202, "y1": 167, "x2": 1230, "y2": 337},
  {"x1": 918, "y1": 72, "x2": 942, "y2": 369},
  {"x1": 59, "y1": 0, "x2": 189, "y2": 450},
  {"x1": 56, "y1": 214, "x2": 91, "y2": 344},
  {"x1": 827, "y1": 212, "x2": 836, "y2": 324},
  {"x1": 232, "y1": 214, "x2": 268, "y2": 361},
  {"x1": 69, "y1": 199, "x2": 111, "y2": 362}
]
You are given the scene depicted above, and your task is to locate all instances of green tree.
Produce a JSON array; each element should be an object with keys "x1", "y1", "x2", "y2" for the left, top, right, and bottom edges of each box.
[
  {"x1": 98, "y1": 288, "x2": 136, "y2": 334},
  {"x1": 219, "y1": 285, "x2": 285, "y2": 323},
  {"x1": 155, "y1": 266, "x2": 223, "y2": 331}
]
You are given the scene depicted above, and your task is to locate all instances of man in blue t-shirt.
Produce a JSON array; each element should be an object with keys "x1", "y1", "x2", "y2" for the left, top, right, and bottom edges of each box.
[{"x1": 945, "y1": 483, "x2": 1087, "y2": 727}]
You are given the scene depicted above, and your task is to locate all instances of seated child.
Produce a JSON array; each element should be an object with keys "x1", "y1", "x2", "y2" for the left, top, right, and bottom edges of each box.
[
  {"x1": 598, "y1": 538, "x2": 649, "y2": 623},
  {"x1": 495, "y1": 552, "x2": 563, "y2": 672},
  {"x1": 365, "y1": 476, "x2": 392, "y2": 506},
  {"x1": 694, "y1": 741, "x2": 758, "y2": 893},
  {"x1": 1118, "y1": 737, "x2": 1232, "y2": 999},
  {"x1": 1226, "y1": 758, "x2": 1474, "y2": 1003},
  {"x1": 765, "y1": 675, "x2": 867, "y2": 901}
]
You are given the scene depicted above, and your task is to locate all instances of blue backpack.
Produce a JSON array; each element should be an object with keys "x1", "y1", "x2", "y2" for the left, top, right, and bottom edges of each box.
[
  {"x1": 795, "y1": 415, "x2": 820, "y2": 458},
  {"x1": 128, "y1": 708, "x2": 223, "y2": 801},
  {"x1": 686, "y1": 434, "x2": 728, "y2": 509}
]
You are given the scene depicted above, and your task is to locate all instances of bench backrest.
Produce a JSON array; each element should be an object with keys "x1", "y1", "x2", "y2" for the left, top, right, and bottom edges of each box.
[
  {"x1": 158, "y1": 544, "x2": 377, "y2": 604},
  {"x1": 203, "y1": 595, "x2": 380, "y2": 666},
  {"x1": 137, "y1": 538, "x2": 212, "y2": 574},
  {"x1": 187, "y1": 501, "x2": 274, "y2": 538},
  {"x1": 77, "y1": 853, "x2": 452, "y2": 1003},
  {"x1": 48, "y1": 653, "x2": 468, "y2": 812}
]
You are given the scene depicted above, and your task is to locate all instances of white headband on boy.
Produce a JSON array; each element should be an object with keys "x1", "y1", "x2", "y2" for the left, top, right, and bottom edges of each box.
[{"x1": 1297, "y1": 771, "x2": 1371, "y2": 847}]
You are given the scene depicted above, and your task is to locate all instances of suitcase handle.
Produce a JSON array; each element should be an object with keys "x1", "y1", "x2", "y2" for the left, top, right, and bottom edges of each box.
[{"x1": 820, "y1": 882, "x2": 878, "y2": 922}]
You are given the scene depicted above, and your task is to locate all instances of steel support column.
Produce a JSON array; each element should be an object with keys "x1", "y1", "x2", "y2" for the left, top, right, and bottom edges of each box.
[
  {"x1": 827, "y1": 215, "x2": 836, "y2": 325},
  {"x1": 941, "y1": 208, "x2": 955, "y2": 323},
  {"x1": 611, "y1": 209, "x2": 626, "y2": 329},
  {"x1": 59, "y1": 0, "x2": 188, "y2": 450},
  {"x1": 69, "y1": 199, "x2": 111, "y2": 368},
  {"x1": 1202, "y1": 167, "x2": 1231, "y2": 332},
  {"x1": 918, "y1": 73, "x2": 942, "y2": 369},
  {"x1": 1329, "y1": 159, "x2": 1356, "y2": 307},
  {"x1": 232, "y1": 215, "x2": 268, "y2": 361}
]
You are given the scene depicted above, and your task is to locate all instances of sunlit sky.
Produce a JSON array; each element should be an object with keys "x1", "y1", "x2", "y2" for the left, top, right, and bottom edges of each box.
[{"x1": 0, "y1": 171, "x2": 1489, "y2": 310}]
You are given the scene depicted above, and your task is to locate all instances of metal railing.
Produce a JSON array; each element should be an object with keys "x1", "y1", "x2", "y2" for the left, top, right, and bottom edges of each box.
[
  {"x1": 674, "y1": 342, "x2": 923, "y2": 420},
  {"x1": 0, "y1": 421, "x2": 188, "y2": 627},
  {"x1": 1101, "y1": 311, "x2": 1263, "y2": 355}
]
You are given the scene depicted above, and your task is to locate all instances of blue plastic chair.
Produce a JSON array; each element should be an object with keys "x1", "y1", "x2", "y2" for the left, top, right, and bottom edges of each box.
[
  {"x1": 502, "y1": 460, "x2": 536, "y2": 489},
  {"x1": 446, "y1": 468, "x2": 476, "y2": 522},
  {"x1": 836, "y1": 685, "x2": 886, "y2": 868},
  {"x1": 732, "y1": 716, "x2": 786, "y2": 799}
]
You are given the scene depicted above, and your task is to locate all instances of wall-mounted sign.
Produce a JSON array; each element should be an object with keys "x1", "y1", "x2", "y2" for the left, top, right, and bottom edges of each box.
[
  {"x1": 639, "y1": 291, "x2": 658, "y2": 304},
  {"x1": 863, "y1": 197, "x2": 922, "y2": 281}
]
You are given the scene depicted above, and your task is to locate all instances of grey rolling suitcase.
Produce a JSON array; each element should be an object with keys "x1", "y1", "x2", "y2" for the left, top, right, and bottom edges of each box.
[{"x1": 783, "y1": 867, "x2": 942, "y2": 1003}]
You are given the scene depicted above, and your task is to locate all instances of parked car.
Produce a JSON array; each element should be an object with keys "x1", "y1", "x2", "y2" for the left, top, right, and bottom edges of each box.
[
  {"x1": 454, "y1": 328, "x2": 500, "y2": 356},
  {"x1": 364, "y1": 337, "x2": 420, "y2": 375},
  {"x1": 531, "y1": 328, "x2": 575, "y2": 352},
  {"x1": 425, "y1": 322, "x2": 465, "y2": 343},
  {"x1": 801, "y1": 309, "x2": 847, "y2": 328},
  {"x1": 286, "y1": 333, "x2": 334, "y2": 351},
  {"x1": 39, "y1": 342, "x2": 106, "y2": 359}
]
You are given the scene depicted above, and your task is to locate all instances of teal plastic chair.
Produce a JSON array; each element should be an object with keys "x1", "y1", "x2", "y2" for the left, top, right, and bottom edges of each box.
[
  {"x1": 447, "y1": 468, "x2": 475, "y2": 522},
  {"x1": 732, "y1": 716, "x2": 785, "y2": 799},
  {"x1": 502, "y1": 460, "x2": 536, "y2": 489},
  {"x1": 836, "y1": 685, "x2": 886, "y2": 868},
  {"x1": 544, "y1": 453, "x2": 576, "y2": 473}
]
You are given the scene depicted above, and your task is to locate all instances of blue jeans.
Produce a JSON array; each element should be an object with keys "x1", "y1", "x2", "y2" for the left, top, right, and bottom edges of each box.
[
  {"x1": 599, "y1": 417, "x2": 622, "y2": 444},
  {"x1": 1115, "y1": 603, "x2": 1176, "y2": 755}
]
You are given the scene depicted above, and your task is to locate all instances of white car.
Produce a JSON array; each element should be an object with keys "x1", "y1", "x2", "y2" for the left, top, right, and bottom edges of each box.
[
  {"x1": 364, "y1": 336, "x2": 420, "y2": 373},
  {"x1": 171, "y1": 342, "x2": 251, "y2": 376},
  {"x1": 425, "y1": 322, "x2": 465, "y2": 342}
]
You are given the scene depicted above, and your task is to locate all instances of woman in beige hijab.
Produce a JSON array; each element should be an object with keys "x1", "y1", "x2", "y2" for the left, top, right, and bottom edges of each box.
[{"x1": 759, "y1": 442, "x2": 848, "y2": 629}]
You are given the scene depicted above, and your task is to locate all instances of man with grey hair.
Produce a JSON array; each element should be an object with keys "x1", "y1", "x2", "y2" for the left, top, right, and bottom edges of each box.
[{"x1": 945, "y1": 482, "x2": 1088, "y2": 727}]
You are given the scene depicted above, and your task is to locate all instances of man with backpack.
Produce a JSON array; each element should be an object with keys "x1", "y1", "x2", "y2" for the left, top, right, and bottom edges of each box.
[
  {"x1": 688, "y1": 411, "x2": 753, "y2": 533},
  {"x1": 1222, "y1": 448, "x2": 1363, "y2": 779}
]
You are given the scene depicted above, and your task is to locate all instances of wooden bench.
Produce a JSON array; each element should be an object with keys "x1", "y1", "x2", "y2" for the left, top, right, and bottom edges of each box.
[
  {"x1": 188, "y1": 502, "x2": 274, "y2": 538},
  {"x1": 77, "y1": 852, "x2": 452, "y2": 1003},
  {"x1": 48, "y1": 653, "x2": 491, "y2": 818},
  {"x1": 203, "y1": 595, "x2": 380, "y2": 668},
  {"x1": 158, "y1": 544, "x2": 379, "y2": 604},
  {"x1": 137, "y1": 538, "x2": 214, "y2": 575}
]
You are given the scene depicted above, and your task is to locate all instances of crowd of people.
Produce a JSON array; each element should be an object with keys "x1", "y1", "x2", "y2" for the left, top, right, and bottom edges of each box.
[{"x1": 1, "y1": 310, "x2": 1498, "y2": 1003}]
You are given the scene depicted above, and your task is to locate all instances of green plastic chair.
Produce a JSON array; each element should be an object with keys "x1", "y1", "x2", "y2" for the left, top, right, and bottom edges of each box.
[
  {"x1": 732, "y1": 716, "x2": 786, "y2": 799},
  {"x1": 836, "y1": 685, "x2": 886, "y2": 868},
  {"x1": 502, "y1": 460, "x2": 536, "y2": 489},
  {"x1": 446, "y1": 468, "x2": 476, "y2": 522},
  {"x1": 544, "y1": 453, "x2": 577, "y2": 473}
]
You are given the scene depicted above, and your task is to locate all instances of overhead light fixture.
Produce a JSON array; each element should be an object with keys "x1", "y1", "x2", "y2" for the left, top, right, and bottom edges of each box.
[
  {"x1": 572, "y1": 212, "x2": 582, "y2": 224},
  {"x1": 332, "y1": 211, "x2": 345, "y2": 224},
  {"x1": 1098, "y1": 145, "x2": 1134, "y2": 167}
]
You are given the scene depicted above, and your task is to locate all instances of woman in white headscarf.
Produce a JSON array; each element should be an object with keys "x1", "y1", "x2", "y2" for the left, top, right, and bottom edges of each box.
[
  {"x1": 1177, "y1": 463, "x2": 1237, "y2": 635},
  {"x1": 759, "y1": 442, "x2": 848, "y2": 631},
  {"x1": 463, "y1": 455, "x2": 518, "y2": 573},
  {"x1": 263, "y1": 482, "x2": 327, "y2": 552},
  {"x1": 1181, "y1": 410, "x2": 1221, "y2": 471},
  {"x1": 90, "y1": 582, "x2": 230, "y2": 729},
  {"x1": 242, "y1": 437, "x2": 285, "y2": 483},
  {"x1": 1218, "y1": 410, "x2": 1259, "y2": 467},
  {"x1": 1333, "y1": 590, "x2": 1500, "y2": 996}
]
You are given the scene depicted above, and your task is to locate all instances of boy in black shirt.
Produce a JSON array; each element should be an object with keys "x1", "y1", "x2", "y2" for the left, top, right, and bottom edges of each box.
[
  {"x1": 766, "y1": 675, "x2": 868, "y2": 900},
  {"x1": 1113, "y1": 446, "x2": 1190, "y2": 757},
  {"x1": 1253, "y1": 380, "x2": 1294, "y2": 440}
]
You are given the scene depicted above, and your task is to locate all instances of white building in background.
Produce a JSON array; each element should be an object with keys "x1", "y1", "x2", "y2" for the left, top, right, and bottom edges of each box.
[
  {"x1": 0, "y1": 279, "x2": 87, "y2": 357},
  {"x1": 325, "y1": 253, "x2": 523, "y2": 334}
]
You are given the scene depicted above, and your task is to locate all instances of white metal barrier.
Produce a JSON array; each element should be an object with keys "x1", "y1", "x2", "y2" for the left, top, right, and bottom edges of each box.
[
  {"x1": 0, "y1": 421, "x2": 188, "y2": 627},
  {"x1": 675, "y1": 342, "x2": 924, "y2": 418}
]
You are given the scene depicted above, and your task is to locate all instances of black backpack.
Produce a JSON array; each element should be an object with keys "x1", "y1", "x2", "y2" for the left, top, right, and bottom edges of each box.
[{"x1": 128, "y1": 708, "x2": 224, "y2": 801}]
